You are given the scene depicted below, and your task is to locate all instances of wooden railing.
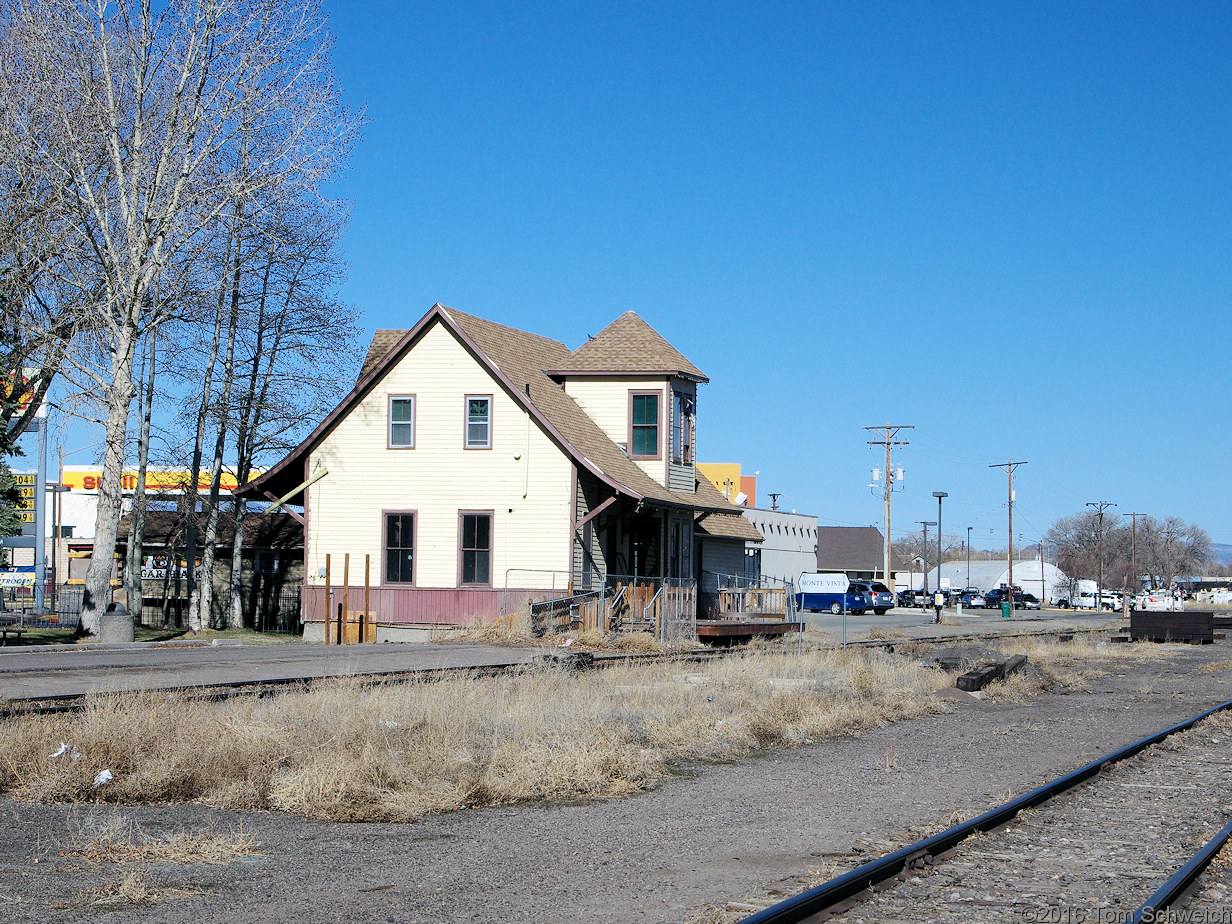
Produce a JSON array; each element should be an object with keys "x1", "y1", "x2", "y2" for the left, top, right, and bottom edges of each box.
[{"x1": 716, "y1": 587, "x2": 786, "y2": 618}]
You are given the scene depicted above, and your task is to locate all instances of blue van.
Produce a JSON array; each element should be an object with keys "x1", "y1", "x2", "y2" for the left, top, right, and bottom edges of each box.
[{"x1": 794, "y1": 572, "x2": 868, "y2": 615}]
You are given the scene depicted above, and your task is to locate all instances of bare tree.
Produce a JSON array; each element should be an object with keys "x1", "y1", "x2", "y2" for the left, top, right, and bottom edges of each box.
[
  {"x1": 223, "y1": 197, "x2": 357, "y2": 628},
  {"x1": 2, "y1": 0, "x2": 357, "y2": 633},
  {"x1": 1139, "y1": 516, "x2": 1211, "y2": 587}
]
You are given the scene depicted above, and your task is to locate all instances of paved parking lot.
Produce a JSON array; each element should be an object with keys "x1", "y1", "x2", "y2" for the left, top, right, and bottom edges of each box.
[{"x1": 798, "y1": 605, "x2": 1119, "y2": 640}]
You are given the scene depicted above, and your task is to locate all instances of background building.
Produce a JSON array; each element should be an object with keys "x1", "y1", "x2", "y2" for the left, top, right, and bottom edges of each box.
[
  {"x1": 741, "y1": 508, "x2": 818, "y2": 585},
  {"x1": 925, "y1": 559, "x2": 1068, "y2": 601},
  {"x1": 815, "y1": 526, "x2": 897, "y2": 581},
  {"x1": 696, "y1": 462, "x2": 756, "y2": 508}
]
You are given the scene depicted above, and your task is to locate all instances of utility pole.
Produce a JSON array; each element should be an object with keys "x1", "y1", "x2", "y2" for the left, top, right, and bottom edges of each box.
[
  {"x1": 865, "y1": 424, "x2": 913, "y2": 594},
  {"x1": 1039, "y1": 537, "x2": 1046, "y2": 606},
  {"x1": 1087, "y1": 501, "x2": 1117, "y2": 613},
  {"x1": 966, "y1": 526, "x2": 972, "y2": 590},
  {"x1": 919, "y1": 520, "x2": 936, "y2": 596},
  {"x1": 989, "y1": 460, "x2": 1027, "y2": 613},
  {"x1": 768, "y1": 493, "x2": 781, "y2": 511},
  {"x1": 1124, "y1": 512, "x2": 1146, "y2": 597}
]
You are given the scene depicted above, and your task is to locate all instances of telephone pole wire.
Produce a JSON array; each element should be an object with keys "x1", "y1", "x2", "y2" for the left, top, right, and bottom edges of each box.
[
  {"x1": 865, "y1": 424, "x2": 913, "y2": 593},
  {"x1": 990, "y1": 460, "x2": 1027, "y2": 612}
]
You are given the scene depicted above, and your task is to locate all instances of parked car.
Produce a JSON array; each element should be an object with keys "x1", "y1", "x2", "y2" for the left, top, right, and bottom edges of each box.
[
  {"x1": 987, "y1": 588, "x2": 1034, "y2": 610},
  {"x1": 959, "y1": 591, "x2": 987, "y2": 609},
  {"x1": 795, "y1": 573, "x2": 868, "y2": 614},
  {"x1": 850, "y1": 580, "x2": 895, "y2": 615}
]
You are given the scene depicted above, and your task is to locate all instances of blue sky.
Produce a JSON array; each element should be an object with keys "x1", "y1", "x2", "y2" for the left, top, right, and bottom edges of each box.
[{"x1": 318, "y1": 0, "x2": 1230, "y2": 548}]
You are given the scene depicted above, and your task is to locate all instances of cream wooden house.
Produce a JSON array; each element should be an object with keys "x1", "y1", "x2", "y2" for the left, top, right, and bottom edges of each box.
[{"x1": 241, "y1": 304, "x2": 759, "y2": 640}]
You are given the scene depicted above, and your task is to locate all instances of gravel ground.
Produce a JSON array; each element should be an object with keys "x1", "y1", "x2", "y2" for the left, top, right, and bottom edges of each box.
[{"x1": 3, "y1": 640, "x2": 1232, "y2": 924}]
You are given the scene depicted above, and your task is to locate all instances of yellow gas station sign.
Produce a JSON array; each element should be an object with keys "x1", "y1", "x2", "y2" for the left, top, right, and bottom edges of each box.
[{"x1": 59, "y1": 470, "x2": 245, "y2": 492}]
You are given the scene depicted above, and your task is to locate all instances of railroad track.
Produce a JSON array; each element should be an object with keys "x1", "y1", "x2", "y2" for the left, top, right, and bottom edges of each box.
[
  {"x1": 726, "y1": 699, "x2": 1232, "y2": 923},
  {"x1": 0, "y1": 625, "x2": 1102, "y2": 719}
]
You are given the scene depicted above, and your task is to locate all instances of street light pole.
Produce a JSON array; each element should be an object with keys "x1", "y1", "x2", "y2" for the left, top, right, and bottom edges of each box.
[{"x1": 933, "y1": 492, "x2": 947, "y2": 596}]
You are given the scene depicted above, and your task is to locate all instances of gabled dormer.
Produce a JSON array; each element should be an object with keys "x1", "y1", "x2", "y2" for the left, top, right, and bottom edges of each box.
[{"x1": 546, "y1": 312, "x2": 706, "y2": 493}]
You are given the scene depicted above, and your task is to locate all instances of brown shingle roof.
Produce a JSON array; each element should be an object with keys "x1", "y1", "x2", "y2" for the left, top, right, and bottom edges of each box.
[
  {"x1": 359, "y1": 330, "x2": 406, "y2": 380},
  {"x1": 547, "y1": 311, "x2": 708, "y2": 382},
  {"x1": 443, "y1": 308, "x2": 720, "y2": 511},
  {"x1": 693, "y1": 474, "x2": 763, "y2": 542},
  {"x1": 117, "y1": 510, "x2": 303, "y2": 550}
]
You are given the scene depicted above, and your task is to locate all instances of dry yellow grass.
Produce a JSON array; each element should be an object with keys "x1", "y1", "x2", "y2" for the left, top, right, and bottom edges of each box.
[
  {"x1": 0, "y1": 647, "x2": 949, "y2": 822},
  {"x1": 67, "y1": 817, "x2": 258, "y2": 865}
]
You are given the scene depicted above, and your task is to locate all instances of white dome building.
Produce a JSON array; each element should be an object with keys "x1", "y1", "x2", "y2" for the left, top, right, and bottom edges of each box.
[{"x1": 927, "y1": 559, "x2": 1069, "y2": 602}]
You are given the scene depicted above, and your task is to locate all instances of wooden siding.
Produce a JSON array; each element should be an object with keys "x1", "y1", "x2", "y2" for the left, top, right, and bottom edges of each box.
[
  {"x1": 668, "y1": 378, "x2": 696, "y2": 493},
  {"x1": 572, "y1": 471, "x2": 611, "y2": 579},
  {"x1": 563, "y1": 376, "x2": 668, "y2": 486},
  {"x1": 305, "y1": 322, "x2": 574, "y2": 594},
  {"x1": 303, "y1": 584, "x2": 560, "y2": 626},
  {"x1": 701, "y1": 537, "x2": 746, "y2": 583}
]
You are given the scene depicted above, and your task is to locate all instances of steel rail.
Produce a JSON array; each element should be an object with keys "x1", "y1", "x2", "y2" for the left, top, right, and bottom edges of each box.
[
  {"x1": 1131, "y1": 816, "x2": 1232, "y2": 923},
  {"x1": 740, "y1": 696, "x2": 1232, "y2": 924},
  {"x1": 0, "y1": 647, "x2": 731, "y2": 718}
]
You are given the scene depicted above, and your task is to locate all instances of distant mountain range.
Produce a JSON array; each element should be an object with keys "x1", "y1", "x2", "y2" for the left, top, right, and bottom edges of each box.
[{"x1": 1211, "y1": 543, "x2": 1232, "y2": 565}]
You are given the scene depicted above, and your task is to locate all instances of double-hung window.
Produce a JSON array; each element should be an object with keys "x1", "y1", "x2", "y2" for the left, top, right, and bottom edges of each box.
[
  {"x1": 465, "y1": 396, "x2": 492, "y2": 449},
  {"x1": 385, "y1": 512, "x2": 415, "y2": 584},
  {"x1": 629, "y1": 392, "x2": 660, "y2": 459},
  {"x1": 389, "y1": 396, "x2": 415, "y2": 448},
  {"x1": 459, "y1": 512, "x2": 492, "y2": 586}
]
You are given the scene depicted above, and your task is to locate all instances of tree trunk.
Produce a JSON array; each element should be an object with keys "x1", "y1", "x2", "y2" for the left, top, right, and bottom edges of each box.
[
  {"x1": 193, "y1": 206, "x2": 244, "y2": 631},
  {"x1": 124, "y1": 329, "x2": 156, "y2": 620},
  {"x1": 184, "y1": 234, "x2": 232, "y2": 630},
  {"x1": 80, "y1": 331, "x2": 138, "y2": 635}
]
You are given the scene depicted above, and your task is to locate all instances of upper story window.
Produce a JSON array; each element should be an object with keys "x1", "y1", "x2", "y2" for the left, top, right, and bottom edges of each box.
[
  {"x1": 389, "y1": 396, "x2": 415, "y2": 448},
  {"x1": 629, "y1": 391, "x2": 660, "y2": 459},
  {"x1": 465, "y1": 396, "x2": 492, "y2": 449},
  {"x1": 672, "y1": 391, "x2": 695, "y2": 464}
]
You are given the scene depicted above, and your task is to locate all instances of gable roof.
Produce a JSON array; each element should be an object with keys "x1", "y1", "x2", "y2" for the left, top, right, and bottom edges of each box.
[
  {"x1": 546, "y1": 311, "x2": 708, "y2": 382},
  {"x1": 359, "y1": 330, "x2": 407, "y2": 379},
  {"x1": 240, "y1": 305, "x2": 734, "y2": 519}
]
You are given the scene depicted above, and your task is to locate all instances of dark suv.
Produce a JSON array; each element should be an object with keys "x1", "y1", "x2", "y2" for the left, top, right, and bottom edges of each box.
[
  {"x1": 851, "y1": 581, "x2": 894, "y2": 615},
  {"x1": 986, "y1": 588, "x2": 1027, "y2": 610}
]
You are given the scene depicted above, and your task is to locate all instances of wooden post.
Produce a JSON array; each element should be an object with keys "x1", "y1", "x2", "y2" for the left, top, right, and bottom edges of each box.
[
  {"x1": 363, "y1": 555, "x2": 370, "y2": 644},
  {"x1": 324, "y1": 554, "x2": 331, "y2": 645},
  {"x1": 342, "y1": 554, "x2": 350, "y2": 645}
]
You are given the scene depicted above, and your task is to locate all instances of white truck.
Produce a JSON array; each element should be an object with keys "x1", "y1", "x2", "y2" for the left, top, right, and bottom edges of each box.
[{"x1": 1054, "y1": 579, "x2": 1120, "y2": 610}]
